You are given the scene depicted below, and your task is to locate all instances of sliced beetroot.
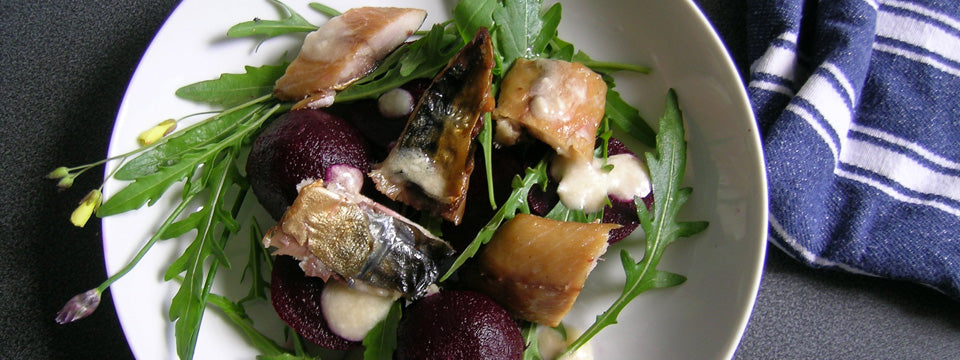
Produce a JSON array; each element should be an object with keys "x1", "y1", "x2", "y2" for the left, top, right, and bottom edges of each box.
[
  {"x1": 330, "y1": 78, "x2": 432, "y2": 152},
  {"x1": 246, "y1": 108, "x2": 372, "y2": 220},
  {"x1": 270, "y1": 256, "x2": 360, "y2": 351},
  {"x1": 395, "y1": 290, "x2": 523, "y2": 360},
  {"x1": 443, "y1": 143, "x2": 551, "y2": 249},
  {"x1": 601, "y1": 137, "x2": 654, "y2": 243}
]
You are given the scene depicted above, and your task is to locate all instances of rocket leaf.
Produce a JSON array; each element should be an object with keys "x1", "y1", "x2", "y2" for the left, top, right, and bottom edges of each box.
[
  {"x1": 562, "y1": 89, "x2": 708, "y2": 355},
  {"x1": 227, "y1": 0, "x2": 318, "y2": 38},
  {"x1": 175, "y1": 64, "x2": 287, "y2": 108}
]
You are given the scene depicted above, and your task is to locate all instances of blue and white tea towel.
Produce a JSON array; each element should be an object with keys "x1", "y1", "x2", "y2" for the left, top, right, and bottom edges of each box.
[{"x1": 746, "y1": 0, "x2": 960, "y2": 298}]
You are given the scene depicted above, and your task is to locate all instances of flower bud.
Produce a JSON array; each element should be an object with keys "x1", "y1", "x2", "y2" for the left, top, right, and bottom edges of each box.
[
  {"x1": 46, "y1": 166, "x2": 70, "y2": 179},
  {"x1": 56, "y1": 175, "x2": 75, "y2": 190},
  {"x1": 70, "y1": 189, "x2": 102, "y2": 227},
  {"x1": 55, "y1": 288, "x2": 102, "y2": 324},
  {"x1": 137, "y1": 119, "x2": 177, "y2": 146}
]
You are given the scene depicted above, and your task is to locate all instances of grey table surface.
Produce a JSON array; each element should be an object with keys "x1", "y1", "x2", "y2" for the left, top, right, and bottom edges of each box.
[{"x1": 2, "y1": 1, "x2": 958, "y2": 359}]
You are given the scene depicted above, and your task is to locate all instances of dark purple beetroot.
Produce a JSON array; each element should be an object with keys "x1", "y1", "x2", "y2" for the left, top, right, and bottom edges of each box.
[
  {"x1": 602, "y1": 137, "x2": 654, "y2": 243},
  {"x1": 329, "y1": 78, "x2": 432, "y2": 153},
  {"x1": 246, "y1": 108, "x2": 371, "y2": 220},
  {"x1": 520, "y1": 137, "x2": 652, "y2": 243},
  {"x1": 442, "y1": 142, "x2": 551, "y2": 249},
  {"x1": 270, "y1": 256, "x2": 359, "y2": 350},
  {"x1": 395, "y1": 290, "x2": 523, "y2": 360}
]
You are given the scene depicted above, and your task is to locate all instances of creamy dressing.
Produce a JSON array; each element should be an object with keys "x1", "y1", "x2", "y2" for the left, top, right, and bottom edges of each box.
[
  {"x1": 537, "y1": 326, "x2": 594, "y2": 360},
  {"x1": 380, "y1": 148, "x2": 446, "y2": 200},
  {"x1": 378, "y1": 88, "x2": 415, "y2": 118},
  {"x1": 320, "y1": 280, "x2": 398, "y2": 341},
  {"x1": 554, "y1": 153, "x2": 651, "y2": 213}
]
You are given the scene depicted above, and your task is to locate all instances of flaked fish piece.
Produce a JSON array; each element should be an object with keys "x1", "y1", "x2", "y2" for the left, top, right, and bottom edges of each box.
[
  {"x1": 493, "y1": 58, "x2": 607, "y2": 162},
  {"x1": 369, "y1": 28, "x2": 495, "y2": 225},
  {"x1": 467, "y1": 213, "x2": 619, "y2": 327},
  {"x1": 263, "y1": 177, "x2": 454, "y2": 299},
  {"x1": 274, "y1": 7, "x2": 427, "y2": 109}
]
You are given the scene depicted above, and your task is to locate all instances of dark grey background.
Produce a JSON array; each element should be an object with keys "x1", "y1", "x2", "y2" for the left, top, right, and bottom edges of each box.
[{"x1": 1, "y1": 0, "x2": 958, "y2": 359}]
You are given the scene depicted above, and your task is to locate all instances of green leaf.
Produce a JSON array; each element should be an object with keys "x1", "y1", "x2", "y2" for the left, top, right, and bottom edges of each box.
[
  {"x1": 492, "y1": 0, "x2": 548, "y2": 69},
  {"x1": 605, "y1": 89, "x2": 656, "y2": 149},
  {"x1": 175, "y1": 64, "x2": 287, "y2": 108},
  {"x1": 561, "y1": 89, "x2": 708, "y2": 356},
  {"x1": 240, "y1": 219, "x2": 272, "y2": 303},
  {"x1": 308, "y1": 2, "x2": 340, "y2": 17},
  {"x1": 114, "y1": 98, "x2": 271, "y2": 180},
  {"x1": 453, "y1": 0, "x2": 497, "y2": 43},
  {"x1": 440, "y1": 157, "x2": 549, "y2": 281},
  {"x1": 207, "y1": 293, "x2": 289, "y2": 356},
  {"x1": 521, "y1": 321, "x2": 543, "y2": 360},
  {"x1": 362, "y1": 301, "x2": 402, "y2": 360},
  {"x1": 227, "y1": 0, "x2": 318, "y2": 38},
  {"x1": 98, "y1": 151, "x2": 204, "y2": 216},
  {"x1": 543, "y1": 199, "x2": 603, "y2": 223},
  {"x1": 335, "y1": 24, "x2": 462, "y2": 103},
  {"x1": 479, "y1": 112, "x2": 497, "y2": 209}
]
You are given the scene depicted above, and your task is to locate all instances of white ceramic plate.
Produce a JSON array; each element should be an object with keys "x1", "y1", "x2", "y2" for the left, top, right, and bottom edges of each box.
[{"x1": 103, "y1": 0, "x2": 767, "y2": 359}]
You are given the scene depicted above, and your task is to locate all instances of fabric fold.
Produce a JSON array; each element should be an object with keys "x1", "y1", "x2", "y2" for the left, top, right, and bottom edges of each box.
[{"x1": 746, "y1": 0, "x2": 960, "y2": 299}]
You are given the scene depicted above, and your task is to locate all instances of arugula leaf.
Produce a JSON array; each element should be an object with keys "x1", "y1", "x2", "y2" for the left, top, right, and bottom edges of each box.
[
  {"x1": 227, "y1": 0, "x2": 318, "y2": 38},
  {"x1": 362, "y1": 301, "x2": 402, "y2": 360},
  {"x1": 175, "y1": 64, "x2": 287, "y2": 108},
  {"x1": 521, "y1": 321, "x2": 543, "y2": 360},
  {"x1": 561, "y1": 89, "x2": 708, "y2": 355},
  {"x1": 492, "y1": 0, "x2": 559, "y2": 69},
  {"x1": 453, "y1": 0, "x2": 497, "y2": 43},
  {"x1": 335, "y1": 24, "x2": 462, "y2": 102},
  {"x1": 168, "y1": 149, "x2": 246, "y2": 360},
  {"x1": 543, "y1": 200, "x2": 603, "y2": 223},
  {"x1": 240, "y1": 219, "x2": 272, "y2": 304},
  {"x1": 440, "y1": 157, "x2": 549, "y2": 281},
  {"x1": 479, "y1": 112, "x2": 497, "y2": 209},
  {"x1": 605, "y1": 89, "x2": 656, "y2": 149},
  {"x1": 100, "y1": 103, "x2": 277, "y2": 216},
  {"x1": 207, "y1": 293, "x2": 288, "y2": 357},
  {"x1": 114, "y1": 95, "x2": 274, "y2": 181},
  {"x1": 308, "y1": 2, "x2": 340, "y2": 17}
]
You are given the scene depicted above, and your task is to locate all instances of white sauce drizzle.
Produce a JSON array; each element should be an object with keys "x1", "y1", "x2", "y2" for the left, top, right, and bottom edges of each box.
[
  {"x1": 554, "y1": 153, "x2": 651, "y2": 213},
  {"x1": 320, "y1": 280, "x2": 398, "y2": 341},
  {"x1": 378, "y1": 88, "x2": 415, "y2": 118}
]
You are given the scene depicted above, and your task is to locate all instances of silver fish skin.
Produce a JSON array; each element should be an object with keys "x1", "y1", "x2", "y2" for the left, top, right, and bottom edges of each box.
[{"x1": 263, "y1": 179, "x2": 454, "y2": 298}]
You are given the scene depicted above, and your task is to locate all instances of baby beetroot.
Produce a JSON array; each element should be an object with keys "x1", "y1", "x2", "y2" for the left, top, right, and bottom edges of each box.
[
  {"x1": 246, "y1": 108, "x2": 371, "y2": 219},
  {"x1": 602, "y1": 137, "x2": 653, "y2": 243},
  {"x1": 395, "y1": 290, "x2": 523, "y2": 360},
  {"x1": 270, "y1": 256, "x2": 359, "y2": 350}
]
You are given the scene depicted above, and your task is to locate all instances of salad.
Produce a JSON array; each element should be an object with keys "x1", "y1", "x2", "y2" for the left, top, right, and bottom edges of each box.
[{"x1": 50, "y1": 0, "x2": 708, "y2": 359}]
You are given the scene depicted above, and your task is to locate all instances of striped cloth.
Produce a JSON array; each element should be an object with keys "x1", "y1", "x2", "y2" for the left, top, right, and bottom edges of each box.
[{"x1": 746, "y1": 0, "x2": 960, "y2": 299}]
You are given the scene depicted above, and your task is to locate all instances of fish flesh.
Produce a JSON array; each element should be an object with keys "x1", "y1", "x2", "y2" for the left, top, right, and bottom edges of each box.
[
  {"x1": 369, "y1": 28, "x2": 495, "y2": 225},
  {"x1": 263, "y1": 174, "x2": 454, "y2": 299},
  {"x1": 466, "y1": 213, "x2": 619, "y2": 327},
  {"x1": 493, "y1": 58, "x2": 607, "y2": 162},
  {"x1": 274, "y1": 7, "x2": 427, "y2": 109}
]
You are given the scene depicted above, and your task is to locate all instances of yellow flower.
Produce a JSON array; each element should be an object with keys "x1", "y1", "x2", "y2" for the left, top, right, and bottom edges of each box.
[
  {"x1": 137, "y1": 119, "x2": 177, "y2": 146},
  {"x1": 70, "y1": 189, "x2": 102, "y2": 227}
]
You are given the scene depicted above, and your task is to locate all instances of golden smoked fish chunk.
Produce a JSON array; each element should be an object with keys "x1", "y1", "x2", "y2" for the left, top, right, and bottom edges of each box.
[
  {"x1": 468, "y1": 213, "x2": 619, "y2": 327},
  {"x1": 369, "y1": 29, "x2": 495, "y2": 225},
  {"x1": 493, "y1": 58, "x2": 607, "y2": 162},
  {"x1": 274, "y1": 7, "x2": 427, "y2": 109},
  {"x1": 263, "y1": 179, "x2": 454, "y2": 298}
]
